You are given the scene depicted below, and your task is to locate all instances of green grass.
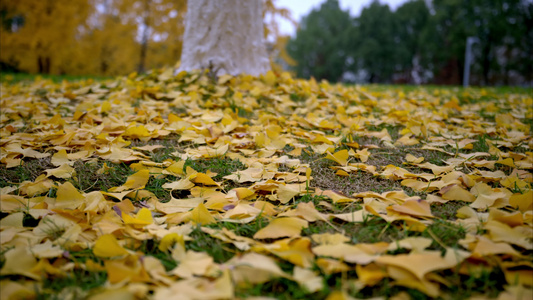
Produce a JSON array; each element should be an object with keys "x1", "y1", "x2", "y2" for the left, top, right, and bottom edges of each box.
[
  {"x1": 0, "y1": 134, "x2": 523, "y2": 299},
  {"x1": 236, "y1": 276, "x2": 324, "y2": 299},
  {"x1": 1, "y1": 74, "x2": 531, "y2": 299},
  {"x1": 187, "y1": 226, "x2": 241, "y2": 263},
  {"x1": 1, "y1": 72, "x2": 112, "y2": 84},
  {"x1": 37, "y1": 269, "x2": 107, "y2": 299},
  {"x1": 183, "y1": 156, "x2": 247, "y2": 180}
]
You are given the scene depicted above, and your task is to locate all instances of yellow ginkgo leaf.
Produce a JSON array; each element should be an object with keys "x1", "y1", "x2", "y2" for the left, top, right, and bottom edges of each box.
[
  {"x1": 312, "y1": 243, "x2": 379, "y2": 265},
  {"x1": 170, "y1": 248, "x2": 215, "y2": 278},
  {"x1": 509, "y1": 190, "x2": 533, "y2": 212},
  {"x1": 375, "y1": 250, "x2": 464, "y2": 280},
  {"x1": 0, "y1": 281, "x2": 36, "y2": 300},
  {"x1": 355, "y1": 148, "x2": 370, "y2": 163},
  {"x1": 293, "y1": 266, "x2": 324, "y2": 293},
  {"x1": 227, "y1": 252, "x2": 286, "y2": 285},
  {"x1": 0, "y1": 247, "x2": 39, "y2": 280},
  {"x1": 405, "y1": 153, "x2": 424, "y2": 164},
  {"x1": 356, "y1": 263, "x2": 388, "y2": 287},
  {"x1": 97, "y1": 162, "x2": 112, "y2": 174},
  {"x1": 114, "y1": 199, "x2": 136, "y2": 215},
  {"x1": 159, "y1": 233, "x2": 185, "y2": 252},
  {"x1": 93, "y1": 234, "x2": 128, "y2": 258},
  {"x1": 488, "y1": 208, "x2": 523, "y2": 227},
  {"x1": 0, "y1": 212, "x2": 24, "y2": 228},
  {"x1": 484, "y1": 220, "x2": 532, "y2": 250},
  {"x1": 229, "y1": 187, "x2": 256, "y2": 201},
  {"x1": 109, "y1": 169, "x2": 150, "y2": 192},
  {"x1": 257, "y1": 238, "x2": 315, "y2": 268},
  {"x1": 51, "y1": 149, "x2": 74, "y2": 167},
  {"x1": 44, "y1": 164, "x2": 76, "y2": 179},
  {"x1": 254, "y1": 217, "x2": 308, "y2": 239},
  {"x1": 262, "y1": 70, "x2": 277, "y2": 86},
  {"x1": 104, "y1": 254, "x2": 150, "y2": 284},
  {"x1": 470, "y1": 236, "x2": 520, "y2": 257},
  {"x1": 315, "y1": 258, "x2": 350, "y2": 275},
  {"x1": 387, "y1": 237, "x2": 433, "y2": 253},
  {"x1": 155, "y1": 197, "x2": 204, "y2": 214},
  {"x1": 189, "y1": 203, "x2": 216, "y2": 225},
  {"x1": 496, "y1": 157, "x2": 515, "y2": 168},
  {"x1": 335, "y1": 169, "x2": 350, "y2": 176},
  {"x1": 500, "y1": 175, "x2": 529, "y2": 190},
  {"x1": 311, "y1": 233, "x2": 350, "y2": 245},
  {"x1": 279, "y1": 202, "x2": 327, "y2": 222},
  {"x1": 440, "y1": 184, "x2": 475, "y2": 202},
  {"x1": 189, "y1": 172, "x2": 220, "y2": 186},
  {"x1": 387, "y1": 200, "x2": 433, "y2": 218},
  {"x1": 277, "y1": 184, "x2": 301, "y2": 204},
  {"x1": 132, "y1": 144, "x2": 164, "y2": 152},
  {"x1": 123, "y1": 124, "x2": 151, "y2": 139},
  {"x1": 322, "y1": 190, "x2": 356, "y2": 203},
  {"x1": 0, "y1": 195, "x2": 27, "y2": 212},
  {"x1": 54, "y1": 182, "x2": 85, "y2": 210},
  {"x1": 325, "y1": 149, "x2": 349, "y2": 166},
  {"x1": 31, "y1": 240, "x2": 64, "y2": 258},
  {"x1": 162, "y1": 178, "x2": 196, "y2": 190},
  {"x1": 469, "y1": 182, "x2": 512, "y2": 209},
  {"x1": 122, "y1": 207, "x2": 153, "y2": 226},
  {"x1": 306, "y1": 167, "x2": 312, "y2": 181},
  {"x1": 163, "y1": 161, "x2": 185, "y2": 176}
]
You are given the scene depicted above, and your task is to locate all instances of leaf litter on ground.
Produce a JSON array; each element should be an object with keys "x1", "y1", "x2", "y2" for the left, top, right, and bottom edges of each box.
[{"x1": 0, "y1": 70, "x2": 532, "y2": 299}]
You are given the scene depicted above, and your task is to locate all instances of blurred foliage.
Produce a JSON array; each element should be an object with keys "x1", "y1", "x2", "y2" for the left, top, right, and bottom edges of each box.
[
  {"x1": 0, "y1": 0, "x2": 186, "y2": 76},
  {"x1": 0, "y1": 0, "x2": 293, "y2": 77},
  {"x1": 263, "y1": 0, "x2": 298, "y2": 74},
  {"x1": 285, "y1": 0, "x2": 354, "y2": 82},
  {"x1": 287, "y1": 0, "x2": 533, "y2": 86}
]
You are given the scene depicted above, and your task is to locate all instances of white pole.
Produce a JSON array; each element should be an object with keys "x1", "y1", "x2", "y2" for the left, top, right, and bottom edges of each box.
[{"x1": 463, "y1": 37, "x2": 478, "y2": 87}]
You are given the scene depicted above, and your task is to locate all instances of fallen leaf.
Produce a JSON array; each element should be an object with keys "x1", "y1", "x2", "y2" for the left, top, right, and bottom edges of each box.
[
  {"x1": 93, "y1": 234, "x2": 128, "y2": 258},
  {"x1": 325, "y1": 149, "x2": 349, "y2": 166},
  {"x1": 54, "y1": 182, "x2": 85, "y2": 209},
  {"x1": 253, "y1": 217, "x2": 308, "y2": 239},
  {"x1": 387, "y1": 200, "x2": 433, "y2": 218},
  {"x1": 228, "y1": 252, "x2": 287, "y2": 285},
  {"x1": 0, "y1": 246, "x2": 39, "y2": 279},
  {"x1": 109, "y1": 169, "x2": 150, "y2": 192},
  {"x1": 293, "y1": 266, "x2": 324, "y2": 292}
]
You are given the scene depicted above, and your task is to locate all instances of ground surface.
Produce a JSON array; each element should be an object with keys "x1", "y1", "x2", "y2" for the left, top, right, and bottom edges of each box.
[{"x1": 0, "y1": 70, "x2": 532, "y2": 299}]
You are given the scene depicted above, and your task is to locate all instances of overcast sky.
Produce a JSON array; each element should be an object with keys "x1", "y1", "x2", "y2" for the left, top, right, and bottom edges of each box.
[{"x1": 277, "y1": 0, "x2": 408, "y2": 36}]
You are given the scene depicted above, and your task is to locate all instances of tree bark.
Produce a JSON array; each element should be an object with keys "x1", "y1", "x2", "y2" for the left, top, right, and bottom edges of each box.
[
  {"x1": 138, "y1": 0, "x2": 151, "y2": 74},
  {"x1": 177, "y1": 0, "x2": 270, "y2": 76}
]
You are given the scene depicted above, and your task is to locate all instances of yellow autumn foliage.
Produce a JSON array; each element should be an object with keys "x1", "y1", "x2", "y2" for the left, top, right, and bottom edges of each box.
[{"x1": 0, "y1": 0, "x2": 295, "y2": 76}]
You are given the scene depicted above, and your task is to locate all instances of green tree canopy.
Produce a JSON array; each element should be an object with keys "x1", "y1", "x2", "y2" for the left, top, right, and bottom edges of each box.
[
  {"x1": 286, "y1": 0, "x2": 532, "y2": 85},
  {"x1": 286, "y1": 0, "x2": 354, "y2": 82}
]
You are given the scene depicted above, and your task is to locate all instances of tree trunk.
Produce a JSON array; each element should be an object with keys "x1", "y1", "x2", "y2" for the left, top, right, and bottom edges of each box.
[
  {"x1": 177, "y1": 0, "x2": 270, "y2": 76},
  {"x1": 138, "y1": 0, "x2": 151, "y2": 74},
  {"x1": 481, "y1": 39, "x2": 492, "y2": 86},
  {"x1": 38, "y1": 56, "x2": 51, "y2": 74}
]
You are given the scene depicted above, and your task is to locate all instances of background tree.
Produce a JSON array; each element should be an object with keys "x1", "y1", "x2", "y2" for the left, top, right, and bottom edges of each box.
[
  {"x1": 286, "y1": 0, "x2": 353, "y2": 81},
  {"x1": 0, "y1": 0, "x2": 92, "y2": 74},
  {"x1": 355, "y1": 1, "x2": 398, "y2": 83},
  {"x1": 177, "y1": 0, "x2": 270, "y2": 76},
  {"x1": 81, "y1": 0, "x2": 141, "y2": 76},
  {"x1": 0, "y1": 0, "x2": 186, "y2": 76},
  {"x1": 1, "y1": 0, "x2": 530, "y2": 84},
  {"x1": 467, "y1": 0, "x2": 532, "y2": 85},
  {"x1": 517, "y1": 1, "x2": 533, "y2": 84},
  {"x1": 263, "y1": 0, "x2": 297, "y2": 74},
  {"x1": 418, "y1": 0, "x2": 531, "y2": 85},
  {"x1": 393, "y1": 0, "x2": 430, "y2": 83},
  {"x1": 285, "y1": 0, "x2": 531, "y2": 85}
]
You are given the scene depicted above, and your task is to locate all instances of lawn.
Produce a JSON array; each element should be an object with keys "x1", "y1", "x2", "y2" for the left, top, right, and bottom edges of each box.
[{"x1": 1, "y1": 69, "x2": 532, "y2": 299}]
